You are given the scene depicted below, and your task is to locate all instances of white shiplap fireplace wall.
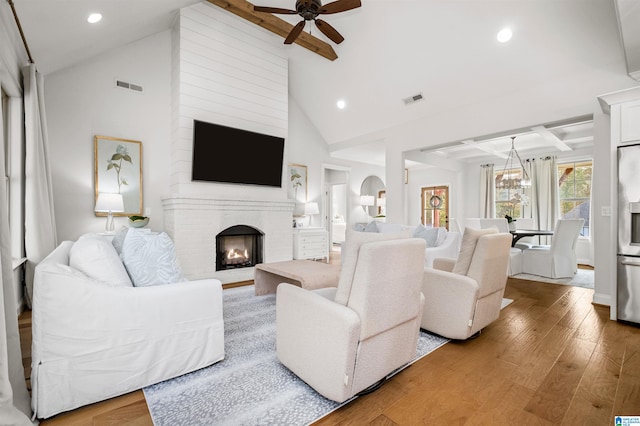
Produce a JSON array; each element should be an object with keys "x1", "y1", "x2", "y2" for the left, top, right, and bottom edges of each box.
[{"x1": 163, "y1": 3, "x2": 293, "y2": 283}]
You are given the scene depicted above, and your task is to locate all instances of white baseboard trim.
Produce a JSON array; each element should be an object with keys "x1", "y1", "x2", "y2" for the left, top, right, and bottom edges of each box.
[{"x1": 592, "y1": 292, "x2": 611, "y2": 307}]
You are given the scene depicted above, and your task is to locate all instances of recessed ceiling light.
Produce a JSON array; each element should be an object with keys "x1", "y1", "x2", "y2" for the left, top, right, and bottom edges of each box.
[
  {"x1": 87, "y1": 13, "x2": 102, "y2": 24},
  {"x1": 497, "y1": 27, "x2": 512, "y2": 43},
  {"x1": 336, "y1": 99, "x2": 346, "y2": 110}
]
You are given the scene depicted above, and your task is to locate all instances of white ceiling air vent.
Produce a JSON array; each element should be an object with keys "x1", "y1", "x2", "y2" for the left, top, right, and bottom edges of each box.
[
  {"x1": 403, "y1": 92, "x2": 424, "y2": 105},
  {"x1": 115, "y1": 79, "x2": 144, "y2": 94}
]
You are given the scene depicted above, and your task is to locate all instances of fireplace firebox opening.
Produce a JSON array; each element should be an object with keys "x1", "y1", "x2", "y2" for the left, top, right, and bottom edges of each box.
[{"x1": 216, "y1": 225, "x2": 263, "y2": 271}]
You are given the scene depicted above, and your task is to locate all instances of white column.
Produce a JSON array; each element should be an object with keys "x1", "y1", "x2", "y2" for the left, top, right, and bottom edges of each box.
[{"x1": 385, "y1": 143, "x2": 407, "y2": 225}]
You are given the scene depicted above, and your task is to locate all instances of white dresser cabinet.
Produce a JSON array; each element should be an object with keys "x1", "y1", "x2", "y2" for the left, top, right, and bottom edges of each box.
[{"x1": 293, "y1": 228, "x2": 329, "y2": 262}]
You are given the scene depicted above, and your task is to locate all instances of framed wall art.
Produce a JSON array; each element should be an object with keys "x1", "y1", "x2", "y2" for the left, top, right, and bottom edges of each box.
[
  {"x1": 94, "y1": 135, "x2": 143, "y2": 216},
  {"x1": 287, "y1": 163, "x2": 307, "y2": 204}
]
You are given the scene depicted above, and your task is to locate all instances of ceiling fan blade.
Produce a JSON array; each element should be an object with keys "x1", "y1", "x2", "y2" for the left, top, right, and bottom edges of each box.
[
  {"x1": 319, "y1": 0, "x2": 361, "y2": 14},
  {"x1": 253, "y1": 6, "x2": 297, "y2": 14},
  {"x1": 314, "y1": 19, "x2": 345, "y2": 44},
  {"x1": 284, "y1": 20, "x2": 306, "y2": 44}
]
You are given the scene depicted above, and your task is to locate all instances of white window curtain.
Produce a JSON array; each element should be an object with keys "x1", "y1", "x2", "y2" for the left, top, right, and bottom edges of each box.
[
  {"x1": 0, "y1": 87, "x2": 33, "y2": 425},
  {"x1": 480, "y1": 163, "x2": 495, "y2": 218},
  {"x1": 530, "y1": 156, "x2": 560, "y2": 244},
  {"x1": 23, "y1": 64, "x2": 57, "y2": 308}
]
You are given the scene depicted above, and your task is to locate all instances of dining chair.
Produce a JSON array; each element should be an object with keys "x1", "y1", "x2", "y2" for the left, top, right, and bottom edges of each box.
[
  {"x1": 521, "y1": 219, "x2": 585, "y2": 278},
  {"x1": 478, "y1": 218, "x2": 522, "y2": 276},
  {"x1": 512, "y1": 217, "x2": 536, "y2": 249},
  {"x1": 463, "y1": 218, "x2": 482, "y2": 230}
]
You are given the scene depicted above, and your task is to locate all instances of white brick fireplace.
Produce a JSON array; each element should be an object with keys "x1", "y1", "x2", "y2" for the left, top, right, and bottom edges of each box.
[
  {"x1": 163, "y1": 197, "x2": 294, "y2": 284},
  {"x1": 162, "y1": 5, "x2": 294, "y2": 284}
]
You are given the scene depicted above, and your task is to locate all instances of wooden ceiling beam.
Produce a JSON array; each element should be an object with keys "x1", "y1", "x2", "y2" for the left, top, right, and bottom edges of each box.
[{"x1": 206, "y1": 0, "x2": 338, "y2": 61}]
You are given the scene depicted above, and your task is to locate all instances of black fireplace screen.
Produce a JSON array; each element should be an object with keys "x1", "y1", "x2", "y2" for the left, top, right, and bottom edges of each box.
[{"x1": 216, "y1": 225, "x2": 263, "y2": 271}]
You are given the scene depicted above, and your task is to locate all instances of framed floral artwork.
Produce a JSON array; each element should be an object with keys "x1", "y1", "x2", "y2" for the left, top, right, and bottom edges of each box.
[
  {"x1": 287, "y1": 163, "x2": 307, "y2": 204},
  {"x1": 94, "y1": 135, "x2": 143, "y2": 216}
]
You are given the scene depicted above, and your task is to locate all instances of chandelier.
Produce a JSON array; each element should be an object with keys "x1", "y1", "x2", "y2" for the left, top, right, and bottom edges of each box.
[{"x1": 497, "y1": 136, "x2": 531, "y2": 190}]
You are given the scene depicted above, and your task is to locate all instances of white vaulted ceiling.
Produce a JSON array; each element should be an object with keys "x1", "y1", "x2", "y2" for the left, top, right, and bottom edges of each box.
[{"x1": 8, "y1": 0, "x2": 640, "y2": 166}]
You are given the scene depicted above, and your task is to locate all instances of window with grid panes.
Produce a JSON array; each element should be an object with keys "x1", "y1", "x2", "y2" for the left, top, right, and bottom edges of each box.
[{"x1": 558, "y1": 160, "x2": 592, "y2": 237}]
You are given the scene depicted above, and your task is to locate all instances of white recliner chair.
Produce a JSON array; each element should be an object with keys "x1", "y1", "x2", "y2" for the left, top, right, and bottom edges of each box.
[
  {"x1": 421, "y1": 228, "x2": 512, "y2": 340},
  {"x1": 276, "y1": 230, "x2": 426, "y2": 403},
  {"x1": 521, "y1": 219, "x2": 585, "y2": 278}
]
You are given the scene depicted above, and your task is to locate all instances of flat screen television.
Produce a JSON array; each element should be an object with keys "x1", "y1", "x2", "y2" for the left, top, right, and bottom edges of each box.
[{"x1": 191, "y1": 120, "x2": 285, "y2": 187}]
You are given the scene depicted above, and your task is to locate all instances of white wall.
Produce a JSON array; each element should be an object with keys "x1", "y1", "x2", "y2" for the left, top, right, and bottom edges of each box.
[
  {"x1": 45, "y1": 30, "x2": 172, "y2": 242},
  {"x1": 592, "y1": 111, "x2": 614, "y2": 307}
]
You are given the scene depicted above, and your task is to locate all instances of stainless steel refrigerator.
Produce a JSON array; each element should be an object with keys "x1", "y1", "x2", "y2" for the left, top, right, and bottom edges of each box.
[{"x1": 618, "y1": 143, "x2": 640, "y2": 324}]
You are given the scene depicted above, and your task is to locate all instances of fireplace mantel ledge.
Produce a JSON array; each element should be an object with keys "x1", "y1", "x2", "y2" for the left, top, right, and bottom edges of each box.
[{"x1": 162, "y1": 196, "x2": 295, "y2": 212}]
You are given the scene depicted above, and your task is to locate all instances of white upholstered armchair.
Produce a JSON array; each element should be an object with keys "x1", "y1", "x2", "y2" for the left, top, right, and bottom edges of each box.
[
  {"x1": 421, "y1": 229, "x2": 512, "y2": 340},
  {"x1": 276, "y1": 230, "x2": 426, "y2": 403}
]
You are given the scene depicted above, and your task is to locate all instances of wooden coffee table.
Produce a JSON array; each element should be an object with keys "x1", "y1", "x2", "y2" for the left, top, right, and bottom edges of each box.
[{"x1": 254, "y1": 260, "x2": 340, "y2": 295}]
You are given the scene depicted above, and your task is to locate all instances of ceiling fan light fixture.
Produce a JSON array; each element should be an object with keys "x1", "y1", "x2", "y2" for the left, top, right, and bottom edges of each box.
[
  {"x1": 497, "y1": 27, "x2": 512, "y2": 43},
  {"x1": 254, "y1": 0, "x2": 361, "y2": 45},
  {"x1": 87, "y1": 13, "x2": 102, "y2": 24}
]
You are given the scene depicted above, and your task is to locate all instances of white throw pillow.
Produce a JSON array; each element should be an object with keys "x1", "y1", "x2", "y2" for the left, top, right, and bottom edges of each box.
[
  {"x1": 435, "y1": 227, "x2": 448, "y2": 246},
  {"x1": 111, "y1": 226, "x2": 129, "y2": 255},
  {"x1": 120, "y1": 229, "x2": 186, "y2": 287},
  {"x1": 69, "y1": 233, "x2": 133, "y2": 287},
  {"x1": 452, "y1": 227, "x2": 497, "y2": 275},
  {"x1": 363, "y1": 221, "x2": 378, "y2": 233},
  {"x1": 413, "y1": 224, "x2": 440, "y2": 247}
]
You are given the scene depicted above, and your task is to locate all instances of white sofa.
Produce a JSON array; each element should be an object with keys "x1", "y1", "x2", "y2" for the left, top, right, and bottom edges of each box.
[
  {"x1": 31, "y1": 232, "x2": 225, "y2": 419},
  {"x1": 356, "y1": 222, "x2": 461, "y2": 268}
]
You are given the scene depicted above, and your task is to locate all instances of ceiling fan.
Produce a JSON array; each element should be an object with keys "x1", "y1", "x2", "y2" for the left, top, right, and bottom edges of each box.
[{"x1": 253, "y1": 0, "x2": 361, "y2": 45}]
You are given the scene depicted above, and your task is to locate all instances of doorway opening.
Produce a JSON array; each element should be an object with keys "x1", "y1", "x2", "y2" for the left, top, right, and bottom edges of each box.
[{"x1": 323, "y1": 166, "x2": 350, "y2": 254}]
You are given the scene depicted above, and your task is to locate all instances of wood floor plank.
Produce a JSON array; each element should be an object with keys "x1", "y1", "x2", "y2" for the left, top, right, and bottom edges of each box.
[
  {"x1": 524, "y1": 337, "x2": 597, "y2": 423},
  {"x1": 505, "y1": 322, "x2": 576, "y2": 391},
  {"x1": 613, "y1": 328, "x2": 640, "y2": 416},
  {"x1": 561, "y1": 347, "x2": 620, "y2": 425}
]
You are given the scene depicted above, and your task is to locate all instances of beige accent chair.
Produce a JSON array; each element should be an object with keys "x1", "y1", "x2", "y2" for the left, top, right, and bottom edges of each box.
[
  {"x1": 478, "y1": 218, "x2": 522, "y2": 276},
  {"x1": 276, "y1": 230, "x2": 426, "y2": 403},
  {"x1": 421, "y1": 228, "x2": 512, "y2": 340},
  {"x1": 521, "y1": 219, "x2": 585, "y2": 278}
]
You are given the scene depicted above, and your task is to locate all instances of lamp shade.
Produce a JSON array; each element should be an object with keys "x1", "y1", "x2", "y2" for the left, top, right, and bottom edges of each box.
[
  {"x1": 360, "y1": 195, "x2": 374, "y2": 206},
  {"x1": 95, "y1": 193, "x2": 124, "y2": 213},
  {"x1": 304, "y1": 202, "x2": 319, "y2": 215}
]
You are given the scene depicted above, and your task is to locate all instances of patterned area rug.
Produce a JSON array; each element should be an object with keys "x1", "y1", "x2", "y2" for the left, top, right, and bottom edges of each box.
[
  {"x1": 143, "y1": 285, "x2": 449, "y2": 426},
  {"x1": 512, "y1": 268, "x2": 594, "y2": 289}
]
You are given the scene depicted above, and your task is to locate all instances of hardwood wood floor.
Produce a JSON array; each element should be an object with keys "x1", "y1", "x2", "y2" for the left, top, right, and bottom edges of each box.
[{"x1": 20, "y1": 274, "x2": 640, "y2": 425}]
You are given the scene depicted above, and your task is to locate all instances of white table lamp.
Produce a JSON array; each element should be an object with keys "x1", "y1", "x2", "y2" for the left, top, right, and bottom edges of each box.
[
  {"x1": 360, "y1": 195, "x2": 374, "y2": 216},
  {"x1": 304, "y1": 202, "x2": 319, "y2": 227},
  {"x1": 304, "y1": 202, "x2": 319, "y2": 216},
  {"x1": 95, "y1": 193, "x2": 124, "y2": 233}
]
